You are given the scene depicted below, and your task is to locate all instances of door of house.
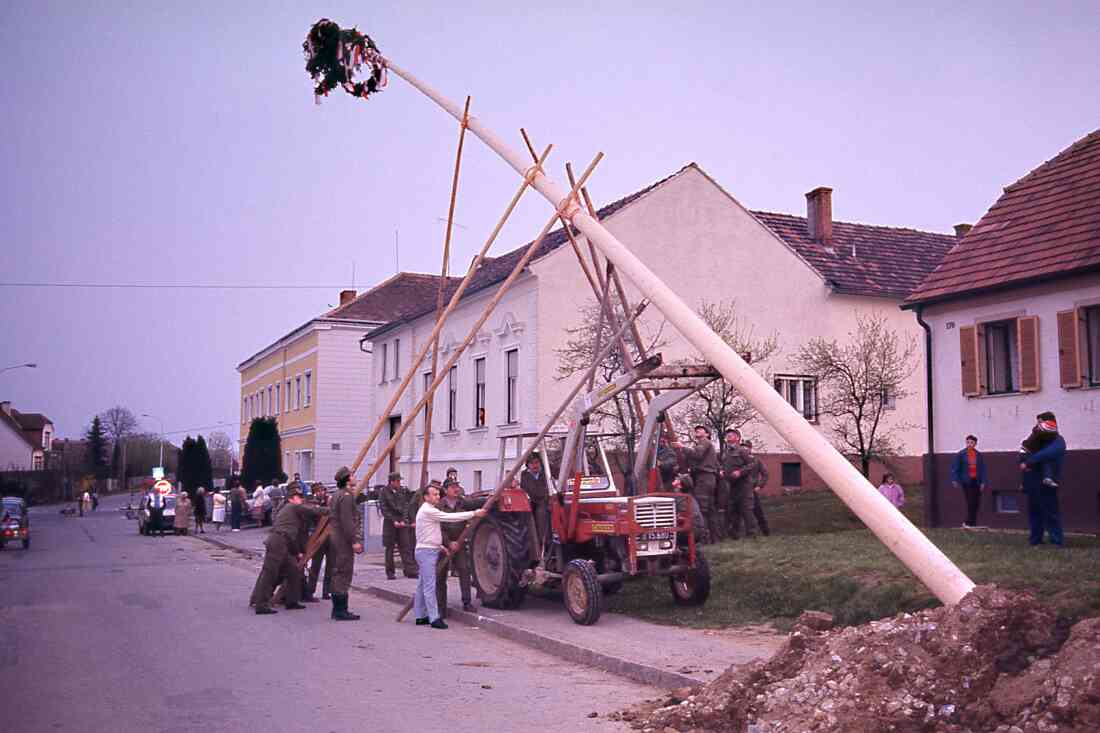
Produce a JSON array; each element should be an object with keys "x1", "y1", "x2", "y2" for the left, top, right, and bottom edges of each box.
[{"x1": 387, "y1": 416, "x2": 402, "y2": 478}]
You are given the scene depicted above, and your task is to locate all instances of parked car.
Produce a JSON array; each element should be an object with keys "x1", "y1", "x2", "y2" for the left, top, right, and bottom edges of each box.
[
  {"x1": 0, "y1": 496, "x2": 29, "y2": 549},
  {"x1": 137, "y1": 493, "x2": 177, "y2": 535}
]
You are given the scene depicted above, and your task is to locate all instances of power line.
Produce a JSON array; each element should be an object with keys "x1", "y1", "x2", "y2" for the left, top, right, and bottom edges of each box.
[
  {"x1": 0, "y1": 282, "x2": 354, "y2": 290},
  {"x1": 153, "y1": 420, "x2": 240, "y2": 437}
]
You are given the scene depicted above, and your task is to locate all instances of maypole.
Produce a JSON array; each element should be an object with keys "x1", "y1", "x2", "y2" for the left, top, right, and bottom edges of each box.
[{"x1": 303, "y1": 20, "x2": 974, "y2": 605}]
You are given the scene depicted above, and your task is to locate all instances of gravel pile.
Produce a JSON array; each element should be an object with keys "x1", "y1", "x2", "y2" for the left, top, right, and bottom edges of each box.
[{"x1": 619, "y1": 586, "x2": 1099, "y2": 732}]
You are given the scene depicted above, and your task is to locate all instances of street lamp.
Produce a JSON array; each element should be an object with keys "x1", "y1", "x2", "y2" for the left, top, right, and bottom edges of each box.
[
  {"x1": 142, "y1": 413, "x2": 165, "y2": 469},
  {"x1": 0, "y1": 362, "x2": 37, "y2": 374}
]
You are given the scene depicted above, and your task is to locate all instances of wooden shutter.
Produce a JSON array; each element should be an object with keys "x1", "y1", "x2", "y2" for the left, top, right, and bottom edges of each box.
[
  {"x1": 1017, "y1": 315, "x2": 1040, "y2": 392},
  {"x1": 1057, "y1": 309, "x2": 1083, "y2": 388},
  {"x1": 959, "y1": 325, "x2": 981, "y2": 396}
]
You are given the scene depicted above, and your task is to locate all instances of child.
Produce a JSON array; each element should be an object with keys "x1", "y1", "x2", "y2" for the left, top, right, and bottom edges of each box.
[
  {"x1": 1020, "y1": 412, "x2": 1060, "y2": 488},
  {"x1": 877, "y1": 473, "x2": 905, "y2": 509}
]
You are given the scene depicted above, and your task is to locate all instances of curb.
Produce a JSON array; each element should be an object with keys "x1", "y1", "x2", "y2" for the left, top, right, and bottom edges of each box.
[{"x1": 192, "y1": 532, "x2": 700, "y2": 690}]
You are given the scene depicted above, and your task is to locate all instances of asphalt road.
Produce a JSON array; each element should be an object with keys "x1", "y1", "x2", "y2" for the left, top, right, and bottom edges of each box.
[{"x1": 0, "y1": 494, "x2": 652, "y2": 733}]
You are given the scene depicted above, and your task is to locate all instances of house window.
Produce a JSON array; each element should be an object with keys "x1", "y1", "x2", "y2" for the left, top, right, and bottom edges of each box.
[
  {"x1": 263, "y1": 389, "x2": 268, "y2": 416},
  {"x1": 33, "y1": 453, "x2": 44, "y2": 471},
  {"x1": 474, "y1": 470, "x2": 483, "y2": 491},
  {"x1": 380, "y1": 342, "x2": 389, "y2": 382},
  {"x1": 774, "y1": 375, "x2": 818, "y2": 422},
  {"x1": 295, "y1": 375, "x2": 302, "y2": 409},
  {"x1": 505, "y1": 349, "x2": 519, "y2": 424},
  {"x1": 286, "y1": 380, "x2": 292, "y2": 411},
  {"x1": 448, "y1": 365, "x2": 458, "y2": 432},
  {"x1": 267, "y1": 386, "x2": 273, "y2": 415},
  {"x1": 275, "y1": 383, "x2": 280, "y2": 415},
  {"x1": 42, "y1": 428, "x2": 51, "y2": 449},
  {"x1": 994, "y1": 491, "x2": 1021, "y2": 514},
  {"x1": 474, "y1": 357, "x2": 486, "y2": 427},
  {"x1": 393, "y1": 339, "x2": 401, "y2": 380},
  {"x1": 242, "y1": 398, "x2": 247, "y2": 422},
  {"x1": 1086, "y1": 306, "x2": 1100, "y2": 386},
  {"x1": 781, "y1": 462, "x2": 802, "y2": 487},
  {"x1": 984, "y1": 319, "x2": 1018, "y2": 394},
  {"x1": 880, "y1": 389, "x2": 897, "y2": 411},
  {"x1": 423, "y1": 372, "x2": 433, "y2": 431},
  {"x1": 304, "y1": 371, "x2": 312, "y2": 407}
]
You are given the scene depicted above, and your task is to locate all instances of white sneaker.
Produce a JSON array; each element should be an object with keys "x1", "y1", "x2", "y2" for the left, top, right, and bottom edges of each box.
[{"x1": 232, "y1": 528, "x2": 241, "y2": 532}]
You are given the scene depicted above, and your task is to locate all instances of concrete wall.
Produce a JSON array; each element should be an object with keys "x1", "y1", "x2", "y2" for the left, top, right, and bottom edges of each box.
[
  {"x1": 0, "y1": 421, "x2": 33, "y2": 471},
  {"x1": 315, "y1": 325, "x2": 375, "y2": 485}
]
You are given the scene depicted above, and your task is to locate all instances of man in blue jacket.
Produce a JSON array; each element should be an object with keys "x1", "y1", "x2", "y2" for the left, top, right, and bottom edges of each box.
[
  {"x1": 1019, "y1": 411, "x2": 1067, "y2": 547},
  {"x1": 950, "y1": 434, "x2": 988, "y2": 528}
]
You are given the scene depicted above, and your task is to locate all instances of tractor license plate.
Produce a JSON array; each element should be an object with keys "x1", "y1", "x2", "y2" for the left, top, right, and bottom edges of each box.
[{"x1": 643, "y1": 531, "x2": 675, "y2": 541}]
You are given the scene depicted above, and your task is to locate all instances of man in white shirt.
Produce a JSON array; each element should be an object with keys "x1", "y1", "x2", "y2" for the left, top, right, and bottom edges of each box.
[{"x1": 413, "y1": 480, "x2": 486, "y2": 629}]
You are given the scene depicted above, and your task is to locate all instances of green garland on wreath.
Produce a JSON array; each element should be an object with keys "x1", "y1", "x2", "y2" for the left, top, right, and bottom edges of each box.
[{"x1": 303, "y1": 19, "x2": 386, "y2": 101}]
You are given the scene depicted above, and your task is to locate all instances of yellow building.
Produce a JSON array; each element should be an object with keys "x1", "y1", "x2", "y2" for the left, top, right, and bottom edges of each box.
[{"x1": 236, "y1": 274, "x2": 447, "y2": 484}]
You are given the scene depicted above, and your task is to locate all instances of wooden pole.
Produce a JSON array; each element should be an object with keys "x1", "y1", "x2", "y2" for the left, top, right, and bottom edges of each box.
[
  {"x1": 354, "y1": 153, "x2": 603, "y2": 495},
  {"x1": 395, "y1": 299, "x2": 649, "y2": 621},
  {"x1": 378, "y1": 58, "x2": 975, "y2": 605},
  {"x1": 419, "y1": 96, "x2": 471, "y2": 490},
  {"x1": 347, "y1": 145, "x2": 553, "y2": 480}
]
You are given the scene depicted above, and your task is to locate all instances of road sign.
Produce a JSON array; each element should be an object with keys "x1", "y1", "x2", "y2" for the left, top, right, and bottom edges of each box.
[
  {"x1": 152, "y1": 467, "x2": 165, "y2": 480},
  {"x1": 154, "y1": 479, "x2": 172, "y2": 495}
]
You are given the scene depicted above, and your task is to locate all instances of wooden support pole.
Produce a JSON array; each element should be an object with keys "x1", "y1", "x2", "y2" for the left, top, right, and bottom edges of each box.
[
  {"x1": 379, "y1": 58, "x2": 975, "y2": 605},
  {"x1": 347, "y1": 145, "x2": 553, "y2": 480},
  {"x1": 354, "y1": 153, "x2": 603, "y2": 495},
  {"x1": 395, "y1": 299, "x2": 649, "y2": 621},
  {"x1": 419, "y1": 96, "x2": 471, "y2": 490}
]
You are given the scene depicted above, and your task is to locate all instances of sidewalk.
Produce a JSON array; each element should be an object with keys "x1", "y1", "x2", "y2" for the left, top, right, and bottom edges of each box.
[{"x1": 193, "y1": 526, "x2": 783, "y2": 689}]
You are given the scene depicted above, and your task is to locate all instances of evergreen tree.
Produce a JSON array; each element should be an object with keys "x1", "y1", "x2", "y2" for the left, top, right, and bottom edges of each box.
[
  {"x1": 177, "y1": 436, "x2": 197, "y2": 495},
  {"x1": 194, "y1": 435, "x2": 214, "y2": 493},
  {"x1": 85, "y1": 416, "x2": 109, "y2": 479},
  {"x1": 240, "y1": 418, "x2": 282, "y2": 487}
]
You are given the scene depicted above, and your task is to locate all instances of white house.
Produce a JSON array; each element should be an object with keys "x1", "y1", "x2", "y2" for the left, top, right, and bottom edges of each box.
[
  {"x1": 0, "y1": 401, "x2": 53, "y2": 471},
  {"x1": 362, "y1": 164, "x2": 957, "y2": 491},
  {"x1": 905, "y1": 128, "x2": 1100, "y2": 532}
]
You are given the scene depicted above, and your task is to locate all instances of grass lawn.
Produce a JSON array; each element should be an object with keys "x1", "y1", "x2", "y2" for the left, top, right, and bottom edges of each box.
[{"x1": 605, "y1": 487, "x2": 1100, "y2": 631}]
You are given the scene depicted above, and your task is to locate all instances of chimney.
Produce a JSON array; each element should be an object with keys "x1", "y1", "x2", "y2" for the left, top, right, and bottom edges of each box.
[
  {"x1": 805, "y1": 187, "x2": 833, "y2": 244},
  {"x1": 339, "y1": 289, "x2": 357, "y2": 306},
  {"x1": 0, "y1": 401, "x2": 10, "y2": 416},
  {"x1": 953, "y1": 223, "x2": 972, "y2": 240}
]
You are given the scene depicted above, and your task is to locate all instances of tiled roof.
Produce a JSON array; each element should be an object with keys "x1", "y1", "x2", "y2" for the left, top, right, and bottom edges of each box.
[
  {"x1": 907, "y1": 128, "x2": 1100, "y2": 305},
  {"x1": 0, "y1": 410, "x2": 35, "y2": 449},
  {"x1": 10, "y1": 410, "x2": 50, "y2": 431},
  {"x1": 366, "y1": 164, "x2": 691, "y2": 339},
  {"x1": 751, "y1": 211, "x2": 957, "y2": 299},
  {"x1": 325, "y1": 272, "x2": 462, "y2": 323}
]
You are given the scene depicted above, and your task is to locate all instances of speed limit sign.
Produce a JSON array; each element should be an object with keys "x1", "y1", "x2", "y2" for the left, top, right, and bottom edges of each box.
[{"x1": 154, "y1": 479, "x2": 172, "y2": 495}]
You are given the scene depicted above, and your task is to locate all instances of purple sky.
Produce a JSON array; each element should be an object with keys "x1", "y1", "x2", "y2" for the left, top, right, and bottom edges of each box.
[{"x1": 2, "y1": 1, "x2": 1098, "y2": 440}]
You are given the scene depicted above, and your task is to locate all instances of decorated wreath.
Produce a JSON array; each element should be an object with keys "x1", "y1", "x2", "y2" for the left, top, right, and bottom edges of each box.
[{"x1": 303, "y1": 19, "x2": 386, "y2": 101}]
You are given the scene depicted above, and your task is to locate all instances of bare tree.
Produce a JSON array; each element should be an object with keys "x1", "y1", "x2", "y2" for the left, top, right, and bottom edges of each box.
[
  {"x1": 99, "y1": 406, "x2": 138, "y2": 445},
  {"x1": 795, "y1": 312, "x2": 918, "y2": 477},
  {"x1": 677, "y1": 299, "x2": 778, "y2": 444},
  {"x1": 556, "y1": 298, "x2": 667, "y2": 492},
  {"x1": 207, "y1": 430, "x2": 235, "y2": 475}
]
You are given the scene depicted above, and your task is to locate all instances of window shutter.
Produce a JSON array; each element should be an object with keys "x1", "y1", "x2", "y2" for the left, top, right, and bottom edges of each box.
[
  {"x1": 959, "y1": 325, "x2": 980, "y2": 396},
  {"x1": 1056, "y1": 309, "x2": 1083, "y2": 388},
  {"x1": 1017, "y1": 315, "x2": 1040, "y2": 392}
]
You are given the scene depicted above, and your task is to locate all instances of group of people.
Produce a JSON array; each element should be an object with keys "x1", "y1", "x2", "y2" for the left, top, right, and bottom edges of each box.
[
  {"x1": 250, "y1": 465, "x2": 487, "y2": 630},
  {"x1": 662, "y1": 426, "x2": 770, "y2": 544},
  {"x1": 950, "y1": 410, "x2": 1068, "y2": 546},
  {"x1": 141, "y1": 485, "x2": 209, "y2": 536}
]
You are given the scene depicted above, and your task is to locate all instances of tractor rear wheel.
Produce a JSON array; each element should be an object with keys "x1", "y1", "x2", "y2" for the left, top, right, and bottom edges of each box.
[
  {"x1": 563, "y1": 559, "x2": 602, "y2": 625},
  {"x1": 669, "y1": 552, "x2": 711, "y2": 606},
  {"x1": 471, "y1": 514, "x2": 529, "y2": 609}
]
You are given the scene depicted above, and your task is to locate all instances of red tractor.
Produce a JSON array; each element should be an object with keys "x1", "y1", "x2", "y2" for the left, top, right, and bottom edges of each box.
[{"x1": 468, "y1": 356, "x2": 719, "y2": 624}]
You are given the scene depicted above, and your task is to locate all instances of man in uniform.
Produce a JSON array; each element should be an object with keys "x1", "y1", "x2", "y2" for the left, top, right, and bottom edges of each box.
[
  {"x1": 249, "y1": 485, "x2": 325, "y2": 615},
  {"x1": 655, "y1": 433, "x2": 679, "y2": 491},
  {"x1": 722, "y1": 429, "x2": 757, "y2": 540},
  {"x1": 743, "y1": 440, "x2": 771, "y2": 537},
  {"x1": 436, "y1": 478, "x2": 476, "y2": 615},
  {"x1": 673, "y1": 426, "x2": 720, "y2": 544},
  {"x1": 445, "y1": 467, "x2": 460, "y2": 491},
  {"x1": 328, "y1": 466, "x2": 364, "y2": 621},
  {"x1": 379, "y1": 471, "x2": 418, "y2": 579},
  {"x1": 520, "y1": 452, "x2": 550, "y2": 552},
  {"x1": 303, "y1": 483, "x2": 332, "y2": 601}
]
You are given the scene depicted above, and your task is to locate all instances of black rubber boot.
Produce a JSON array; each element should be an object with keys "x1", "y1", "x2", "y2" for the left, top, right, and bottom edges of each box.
[
  {"x1": 255, "y1": 606, "x2": 277, "y2": 615},
  {"x1": 285, "y1": 602, "x2": 307, "y2": 610},
  {"x1": 331, "y1": 593, "x2": 360, "y2": 621}
]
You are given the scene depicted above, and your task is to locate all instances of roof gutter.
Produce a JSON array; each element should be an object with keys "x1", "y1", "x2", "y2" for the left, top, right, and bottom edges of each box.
[{"x1": 914, "y1": 304, "x2": 939, "y2": 528}]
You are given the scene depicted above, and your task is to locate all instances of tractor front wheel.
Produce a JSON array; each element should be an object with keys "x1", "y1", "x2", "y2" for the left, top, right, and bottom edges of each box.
[
  {"x1": 669, "y1": 552, "x2": 711, "y2": 606},
  {"x1": 471, "y1": 514, "x2": 529, "y2": 609},
  {"x1": 563, "y1": 559, "x2": 602, "y2": 625}
]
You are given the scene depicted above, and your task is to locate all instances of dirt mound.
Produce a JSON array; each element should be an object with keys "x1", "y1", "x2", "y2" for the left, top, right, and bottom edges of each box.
[{"x1": 622, "y1": 585, "x2": 1099, "y2": 732}]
